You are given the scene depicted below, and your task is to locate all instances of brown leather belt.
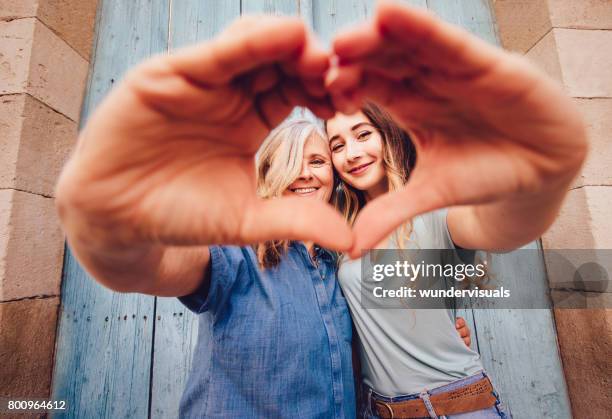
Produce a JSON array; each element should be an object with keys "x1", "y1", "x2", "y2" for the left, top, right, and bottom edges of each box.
[{"x1": 371, "y1": 376, "x2": 498, "y2": 418}]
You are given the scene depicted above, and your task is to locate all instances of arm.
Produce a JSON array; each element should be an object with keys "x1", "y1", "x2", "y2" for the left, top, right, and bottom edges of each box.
[
  {"x1": 327, "y1": 1, "x2": 587, "y2": 256},
  {"x1": 54, "y1": 16, "x2": 351, "y2": 297},
  {"x1": 447, "y1": 182, "x2": 575, "y2": 251},
  {"x1": 55, "y1": 175, "x2": 211, "y2": 297}
]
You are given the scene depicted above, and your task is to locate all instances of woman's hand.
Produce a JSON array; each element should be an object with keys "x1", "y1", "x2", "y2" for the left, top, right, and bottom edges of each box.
[
  {"x1": 56, "y1": 16, "x2": 352, "y2": 255},
  {"x1": 327, "y1": 0, "x2": 588, "y2": 255},
  {"x1": 456, "y1": 317, "x2": 471, "y2": 348}
]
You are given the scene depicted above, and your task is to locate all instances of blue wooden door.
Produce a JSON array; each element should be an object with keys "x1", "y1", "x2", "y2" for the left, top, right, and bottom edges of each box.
[{"x1": 51, "y1": 1, "x2": 572, "y2": 418}]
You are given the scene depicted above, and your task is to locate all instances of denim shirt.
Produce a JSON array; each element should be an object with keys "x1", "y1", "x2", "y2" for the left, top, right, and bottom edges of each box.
[{"x1": 177, "y1": 243, "x2": 356, "y2": 418}]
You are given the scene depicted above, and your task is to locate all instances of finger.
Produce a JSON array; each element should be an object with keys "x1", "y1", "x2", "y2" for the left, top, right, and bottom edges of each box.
[
  {"x1": 168, "y1": 16, "x2": 307, "y2": 86},
  {"x1": 256, "y1": 79, "x2": 335, "y2": 128},
  {"x1": 330, "y1": 91, "x2": 362, "y2": 115},
  {"x1": 349, "y1": 174, "x2": 448, "y2": 258},
  {"x1": 463, "y1": 337, "x2": 472, "y2": 347},
  {"x1": 247, "y1": 65, "x2": 281, "y2": 94},
  {"x1": 373, "y1": 0, "x2": 501, "y2": 75},
  {"x1": 124, "y1": 62, "x2": 243, "y2": 121},
  {"x1": 333, "y1": 0, "x2": 501, "y2": 76},
  {"x1": 350, "y1": 74, "x2": 455, "y2": 131},
  {"x1": 332, "y1": 21, "x2": 381, "y2": 62},
  {"x1": 325, "y1": 62, "x2": 362, "y2": 95},
  {"x1": 455, "y1": 317, "x2": 466, "y2": 329},
  {"x1": 241, "y1": 197, "x2": 353, "y2": 251},
  {"x1": 280, "y1": 28, "x2": 330, "y2": 78},
  {"x1": 301, "y1": 77, "x2": 328, "y2": 98}
]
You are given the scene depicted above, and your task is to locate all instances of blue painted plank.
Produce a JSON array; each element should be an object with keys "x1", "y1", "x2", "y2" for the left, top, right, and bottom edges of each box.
[
  {"x1": 426, "y1": 0, "x2": 498, "y2": 44},
  {"x1": 241, "y1": 0, "x2": 299, "y2": 16},
  {"x1": 473, "y1": 243, "x2": 572, "y2": 419},
  {"x1": 52, "y1": 248, "x2": 156, "y2": 419},
  {"x1": 149, "y1": 297, "x2": 200, "y2": 419},
  {"x1": 312, "y1": 0, "x2": 375, "y2": 45},
  {"x1": 51, "y1": 1, "x2": 170, "y2": 418},
  {"x1": 169, "y1": 0, "x2": 241, "y2": 49}
]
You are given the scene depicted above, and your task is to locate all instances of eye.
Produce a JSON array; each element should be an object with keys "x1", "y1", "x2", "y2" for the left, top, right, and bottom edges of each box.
[
  {"x1": 310, "y1": 159, "x2": 325, "y2": 166},
  {"x1": 331, "y1": 142, "x2": 344, "y2": 152},
  {"x1": 357, "y1": 130, "x2": 371, "y2": 140}
]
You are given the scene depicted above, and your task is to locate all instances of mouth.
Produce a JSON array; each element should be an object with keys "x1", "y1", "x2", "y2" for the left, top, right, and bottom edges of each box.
[
  {"x1": 289, "y1": 186, "x2": 320, "y2": 196},
  {"x1": 348, "y1": 161, "x2": 374, "y2": 175}
]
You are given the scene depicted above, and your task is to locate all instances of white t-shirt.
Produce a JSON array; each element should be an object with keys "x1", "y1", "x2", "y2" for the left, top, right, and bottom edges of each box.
[{"x1": 337, "y1": 209, "x2": 483, "y2": 396}]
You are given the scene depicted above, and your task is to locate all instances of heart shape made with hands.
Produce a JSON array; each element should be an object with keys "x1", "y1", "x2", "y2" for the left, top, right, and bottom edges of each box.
[{"x1": 58, "y1": 1, "x2": 585, "y2": 260}]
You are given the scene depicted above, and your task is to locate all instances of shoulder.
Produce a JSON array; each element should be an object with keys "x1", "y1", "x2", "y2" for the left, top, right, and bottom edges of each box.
[{"x1": 408, "y1": 209, "x2": 454, "y2": 249}]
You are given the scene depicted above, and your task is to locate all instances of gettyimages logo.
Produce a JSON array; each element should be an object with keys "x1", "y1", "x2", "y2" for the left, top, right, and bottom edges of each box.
[{"x1": 359, "y1": 249, "x2": 612, "y2": 309}]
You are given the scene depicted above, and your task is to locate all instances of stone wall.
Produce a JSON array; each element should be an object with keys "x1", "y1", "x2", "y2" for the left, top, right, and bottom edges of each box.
[
  {"x1": 494, "y1": 1, "x2": 612, "y2": 417},
  {"x1": 0, "y1": 0, "x2": 98, "y2": 401}
]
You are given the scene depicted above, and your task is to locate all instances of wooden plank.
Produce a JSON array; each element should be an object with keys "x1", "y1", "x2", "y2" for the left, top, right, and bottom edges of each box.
[
  {"x1": 169, "y1": 0, "x2": 241, "y2": 49},
  {"x1": 241, "y1": 0, "x2": 299, "y2": 16},
  {"x1": 473, "y1": 243, "x2": 572, "y2": 419},
  {"x1": 50, "y1": 1, "x2": 170, "y2": 417},
  {"x1": 52, "y1": 247, "x2": 156, "y2": 418},
  {"x1": 149, "y1": 297, "x2": 200, "y2": 419},
  {"x1": 311, "y1": 0, "x2": 375, "y2": 45}
]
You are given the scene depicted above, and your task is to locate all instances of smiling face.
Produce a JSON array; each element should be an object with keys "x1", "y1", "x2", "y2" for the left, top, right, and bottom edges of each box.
[
  {"x1": 282, "y1": 134, "x2": 334, "y2": 203},
  {"x1": 326, "y1": 111, "x2": 388, "y2": 199}
]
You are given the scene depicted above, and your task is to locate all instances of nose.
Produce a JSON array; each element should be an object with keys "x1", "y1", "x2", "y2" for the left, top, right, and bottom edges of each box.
[
  {"x1": 298, "y1": 160, "x2": 313, "y2": 180},
  {"x1": 345, "y1": 138, "x2": 364, "y2": 161}
]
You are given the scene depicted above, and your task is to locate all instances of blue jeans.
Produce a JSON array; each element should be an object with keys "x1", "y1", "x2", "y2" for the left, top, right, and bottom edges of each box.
[{"x1": 360, "y1": 371, "x2": 511, "y2": 419}]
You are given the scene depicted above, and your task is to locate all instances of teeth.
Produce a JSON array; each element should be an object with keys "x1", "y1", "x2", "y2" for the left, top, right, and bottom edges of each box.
[{"x1": 293, "y1": 187, "x2": 317, "y2": 193}]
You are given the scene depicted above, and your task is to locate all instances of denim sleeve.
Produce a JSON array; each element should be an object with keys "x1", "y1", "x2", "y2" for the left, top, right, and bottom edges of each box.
[{"x1": 177, "y1": 245, "x2": 246, "y2": 314}]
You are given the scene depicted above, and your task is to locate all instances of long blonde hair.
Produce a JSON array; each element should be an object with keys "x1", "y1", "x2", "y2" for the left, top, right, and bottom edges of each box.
[{"x1": 254, "y1": 117, "x2": 328, "y2": 268}]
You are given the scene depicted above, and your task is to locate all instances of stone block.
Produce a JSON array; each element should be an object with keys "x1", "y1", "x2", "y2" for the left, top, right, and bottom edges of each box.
[
  {"x1": 572, "y1": 99, "x2": 612, "y2": 188},
  {"x1": 542, "y1": 186, "x2": 612, "y2": 249},
  {"x1": 0, "y1": 189, "x2": 64, "y2": 301},
  {"x1": 0, "y1": 0, "x2": 99, "y2": 60},
  {"x1": 0, "y1": 0, "x2": 38, "y2": 21},
  {"x1": 0, "y1": 297, "x2": 60, "y2": 398},
  {"x1": 0, "y1": 18, "x2": 88, "y2": 121},
  {"x1": 37, "y1": 0, "x2": 100, "y2": 60},
  {"x1": 553, "y1": 308, "x2": 612, "y2": 419},
  {"x1": 493, "y1": 0, "x2": 552, "y2": 53},
  {"x1": 526, "y1": 28, "x2": 612, "y2": 97},
  {"x1": 548, "y1": 0, "x2": 612, "y2": 30},
  {"x1": 554, "y1": 28, "x2": 612, "y2": 98},
  {"x1": 0, "y1": 93, "x2": 77, "y2": 197},
  {"x1": 525, "y1": 29, "x2": 563, "y2": 86}
]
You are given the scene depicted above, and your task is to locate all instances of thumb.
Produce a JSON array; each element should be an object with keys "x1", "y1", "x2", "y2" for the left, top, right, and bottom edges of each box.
[
  {"x1": 241, "y1": 197, "x2": 354, "y2": 252},
  {"x1": 349, "y1": 176, "x2": 447, "y2": 258}
]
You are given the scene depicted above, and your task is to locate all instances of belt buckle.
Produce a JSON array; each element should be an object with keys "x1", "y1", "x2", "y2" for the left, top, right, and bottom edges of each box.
[{"x1": 374, "y1": 400, "x2": 395, "y2": 419}]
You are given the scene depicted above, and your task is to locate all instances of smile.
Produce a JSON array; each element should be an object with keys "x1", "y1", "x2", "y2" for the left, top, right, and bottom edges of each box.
[
  {"x1": 290, "y1": 187, "x2": 319, "y2": 195},
  {"x1": 348, "y1": 162, "x2": 374, "y2": 175}
]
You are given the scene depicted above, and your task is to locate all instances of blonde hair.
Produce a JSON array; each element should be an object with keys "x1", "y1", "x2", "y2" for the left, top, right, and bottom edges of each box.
[{"x1": 254, "y1": 117, "x2": 328, "y2": 268}]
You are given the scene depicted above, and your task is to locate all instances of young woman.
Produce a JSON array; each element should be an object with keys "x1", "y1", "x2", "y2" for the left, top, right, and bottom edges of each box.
[
  {"x1": 318, "y1": 3, "x2": 586, "y2": 416},
  {"x1": 326, "y1": 103, "x2": 509, "y2": 418}
]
